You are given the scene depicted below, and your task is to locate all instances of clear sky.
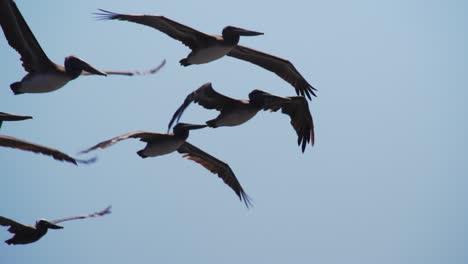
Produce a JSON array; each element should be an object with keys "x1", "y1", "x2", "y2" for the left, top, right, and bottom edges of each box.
[{"x1": 1, "y1": 0, "x2": 467, "y2": 263}]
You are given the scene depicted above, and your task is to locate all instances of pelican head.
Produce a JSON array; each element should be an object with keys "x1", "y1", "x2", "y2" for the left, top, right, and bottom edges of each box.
[
  {"x1": 64, "y1": 56, "x2": 107, "y2": 78},
  {"x1": 249, "y1": 89, "x2": 291, "y2": 107},
  {"x1": 173, "y1": 123, "x2": 207, "y2": 139},
  {"x1": 35, "y1": 219, "x2": 63, "y2": 230},
  {"x1": 249, "y1": 89, "x2": 270, "y2": 97},
  {"x1": 222, "y1": 26, "x2": 263, "y2": 44},
  {"x1": 248, "y1": 89, "x2": 277, "y2": 106}
]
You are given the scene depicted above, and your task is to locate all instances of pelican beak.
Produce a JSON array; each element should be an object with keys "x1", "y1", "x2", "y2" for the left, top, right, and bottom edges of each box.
[
  {"x1": 182, "y1": 123, "x2": 208, "y2": 130},
  {"x1": 79, "y1": 61, "x2": 107, "y2": 76},
  {"x1": 232, "y1": 27, "x2": 264, "y2": 36},
  {"x1": 46, "y1": 222, "x2": 63, "y2": 229}
]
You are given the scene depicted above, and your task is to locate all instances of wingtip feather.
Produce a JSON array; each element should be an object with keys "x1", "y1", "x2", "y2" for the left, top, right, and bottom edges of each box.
[
  {"x1": 241, "y1": 192, "x2": 253, "y2": 209},
  {"x1": 93, "y1": 8, "x2": 119, "y2": 21}
]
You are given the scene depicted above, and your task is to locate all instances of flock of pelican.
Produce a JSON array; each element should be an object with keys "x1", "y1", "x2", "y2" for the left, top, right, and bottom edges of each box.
[{"x1": 1, "y1": 0, "x2": 317, "y2": 245}]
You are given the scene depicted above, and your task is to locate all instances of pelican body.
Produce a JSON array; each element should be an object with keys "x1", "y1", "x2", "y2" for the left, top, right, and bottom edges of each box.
[
  {"x1": 0, "y1": 206, "x2": 111, "y2": 245},
  {"x1": 209, "y1": 102, "x2": 259, "y2": 127},
  {"x1": 168, "y1": 83, "x2": 315, "y2": 152},
  {"x1": 179, "y1": 26, "x2": 263, "y2": 66},
  {"x1": 1, "y1": 219, "x2": 63, "y2": 245},
  {"x1": 80, "y1": 123, "x2": 251, "y2": 207},
  {"x1": 9, "y1": 56, "x2": 107, "y2": 94},
  {"x1": 128, "y1": 123, "x2": 207, "y2": 158},
  {"x1": 0, "y1": 0, "x2": 165, "y2": 94},
  {"x1": 95, "y1": 9, "x2": 316, "y2": 99}
]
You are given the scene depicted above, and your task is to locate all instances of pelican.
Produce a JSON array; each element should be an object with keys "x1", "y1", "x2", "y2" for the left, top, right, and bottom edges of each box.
[
  {"x1": 95, "y1": 9, "x2": 316, "y2": 99},
  {"x1": 0, "y1": 0, "x2": 165, "y2": 95},
  {"x1": 80, "y1": 123, "x2": 251, "y2": 207},
  {"x1": 0, "y1": 112, "x2": 32, "y2": 128},
  {"x1": 168, "y1": 83, "x2": 314, "y2": 152},
  {"x1": 0, "y1": 206, "x2": 111, "y2": 245},
  {"x1": 0, "y1": 135, "x2": 96, "y2": 165}
]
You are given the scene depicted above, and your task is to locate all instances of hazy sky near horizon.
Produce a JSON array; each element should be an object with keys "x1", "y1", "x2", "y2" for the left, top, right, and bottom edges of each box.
[{"x1": 1, "y1": 0, "x2": 467, "y2": 263}]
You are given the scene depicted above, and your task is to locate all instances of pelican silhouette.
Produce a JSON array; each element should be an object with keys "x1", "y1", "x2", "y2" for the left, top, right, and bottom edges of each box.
[
  {"x1": 168, "y1": 83, "x2": 315, "y2": 152},
  {"x1": 95, "y1": 9, "x2": 316, "y2": 99},
  {"x1": 0, "y1": 0, "x2": 165, "y2": 94},
  {"x1": 80, "y1": 123, "x2": 251, "y2": 207},
  {"x1": 0, "y1": 206, "x2": 111, "y2": 245}
]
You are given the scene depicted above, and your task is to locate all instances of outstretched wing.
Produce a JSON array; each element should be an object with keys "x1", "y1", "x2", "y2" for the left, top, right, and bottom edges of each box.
[
  {"x1": 168, "y1": 83, "x2": 238, "y2": 131},
  {"x1": 82, "y1": 59, "x2": 166, "y2": 76},
  {"x1": 228, "y1": 45, "x2": 316, "y2": 100},
  {"x1": 0, "y1": 216, "x2": 31, "y2": 234},
  {"x1": 0, "y1": 135, "x2": 95, "y2": 165},
  {"x1": 177, "y1": 142, "x2": 251, "y2": 208},
  {"x1": 80, "y1": 131, "x2": 169, "y2": 154},
  {"x1": 0, "y1": 0, "x2": 56, "y2": 72},
  {"x1": 281, "y1": 97, "x2": 315, "y2": 152},
  {"x1": 50, "y1": 205, "x2": 112, "y2": 224},
  {"x1": 95, "y1": 9, "x2": 214, "y2": 50},
  {"x1": 249, "y1": 90, "x2": 314, "y2": 152}
]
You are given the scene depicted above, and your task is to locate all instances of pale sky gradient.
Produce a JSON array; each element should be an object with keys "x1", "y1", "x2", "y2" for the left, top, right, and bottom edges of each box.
[{"x1": 1, "y1": 0, "x2": 467, "y2": 263}]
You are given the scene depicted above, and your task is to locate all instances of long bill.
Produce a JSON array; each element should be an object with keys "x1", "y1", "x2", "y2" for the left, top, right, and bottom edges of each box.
[
  {"x1": 181, "y1": 123, "x2": 208, "y2": 131},
  {"x1": 76, "y1": 59, "x2": 107, "y2": 76},
  {"x1": 44, "y1": 221, "x2": 63, "y2": 229},
  {"x1": 231, "y1": 27, "x2": 264, "y2": 36}
]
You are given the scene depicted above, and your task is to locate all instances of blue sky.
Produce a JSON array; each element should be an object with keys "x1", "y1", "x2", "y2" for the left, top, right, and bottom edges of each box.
[{"x1": 1, "y1": 0, "x2": 467, "y2": 263}]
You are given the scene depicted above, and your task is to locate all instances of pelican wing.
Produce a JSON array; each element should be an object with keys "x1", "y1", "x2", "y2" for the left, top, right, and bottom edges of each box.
[
  {"x1": 248, "y1": 91, "x2": 314, "y2": 152},
  {"x1": 0, "y1": 112, "x2": 32, "y2": 121},
  {"x1": 0, "y1": 135, "x2": 95, "y2": 165},
  {"x1": 0, "y1": 216, "x2": 31, "y2": 234},
  {"x1": 168, "y1": 83, "x2": 238, "y2": 130},
  {"x1": 95, "y1": 9, "x2": 214, "y2": 50},
  {"x1": 177, "y1": 142, "x2": 251, "y2": 207},
  {"x1": 0, "y1": 0, "x2": 56, "y2": 72},
  {"x1": 82, "y1": 59, "x2": 166, "y2": 76},
  {"x1": 228, "y1": 45, "x2": 316, "y2": 100},
  {"x1": 50, "y1": 205, "x2": 112, "y2": 225},
  {"x1": 80, "y1": 131, "x2": 170, "y2": 154},
  {"x1": 281, "y1": 97, "x2": 315, "y2": 152}
]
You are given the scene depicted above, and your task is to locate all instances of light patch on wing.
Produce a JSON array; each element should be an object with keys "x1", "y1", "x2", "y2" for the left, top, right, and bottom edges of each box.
[
  {"x1": 17, "y1": 73, "x2": 71, "y2": 93},
  {"x1": 187, "y1": 45, "x2": 236, "y2": 64},
  {"x1": 141, "y1": 138, "x2": 185, "y2": 157}
]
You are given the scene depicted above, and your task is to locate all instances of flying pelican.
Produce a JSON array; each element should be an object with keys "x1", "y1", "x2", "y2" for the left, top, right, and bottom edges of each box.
[
  {"x1": 168, "y1": 83, "x2": 314, "y2": 152},
  {"x1": 0, "y1": 112, "x2": 32, "y2": 128},
  {"x1": 95, "y1": 9, "x2": 316, "y2": 99},
  {"x1": 0, "y1": 0, "x2": 165, "y2": 94},
  {"x1": 0, "y1": 135, "x2": 96, "y2": 165},
  {"x1": 80, "y1": 123, "x2": 251, "y2": 207},
  {"x1": 0, "y1": 206, "x2": 111, "y2": 245}
]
